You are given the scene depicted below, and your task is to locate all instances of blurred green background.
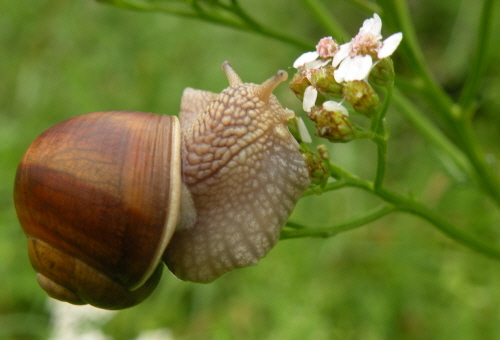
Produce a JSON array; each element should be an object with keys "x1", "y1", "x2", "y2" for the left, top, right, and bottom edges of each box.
[{"x1": 1, "y1": 0, "x2": 500, "y2": 339}]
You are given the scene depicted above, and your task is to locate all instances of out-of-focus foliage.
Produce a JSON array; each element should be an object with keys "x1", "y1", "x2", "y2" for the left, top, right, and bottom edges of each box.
[{"x1": 1, "y1": 0, "x2": 499, "y2": 339}]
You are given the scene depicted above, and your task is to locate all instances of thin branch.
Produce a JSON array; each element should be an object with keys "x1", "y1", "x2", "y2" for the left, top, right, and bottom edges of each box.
[
  {"x1": 392, "y1": 88, "x2": 475, "y2": 181},
  {"x1": 281, "y1": 204, "x2": 396, "y2": 239},
  {"x1": 376, "y1": 186, "x2": 500, "y2": 260},
  {"x1": 298, "y1": 0, "x2": 348, "y2": 41},
  {"x1": 97, "y1": 0, "x2": 313, "y2": 49},
  {"x1": 458, "y1": 0, "x2": 496, "y2": 115},
  {"x1": 380, "y1": 0, "x2": 455, "y2": 125},
  {"x1": 302, "y1": 180, "x2": 349, "y2": 197}
]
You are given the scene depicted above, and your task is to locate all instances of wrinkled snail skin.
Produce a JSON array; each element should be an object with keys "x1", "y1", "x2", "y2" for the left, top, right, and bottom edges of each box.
[
  {"x1": 13, "y1": 62, "x2": 311, "y2": 309},
  {"x1": 164, "y1": 62, "x2": 311, "y2": 282}
]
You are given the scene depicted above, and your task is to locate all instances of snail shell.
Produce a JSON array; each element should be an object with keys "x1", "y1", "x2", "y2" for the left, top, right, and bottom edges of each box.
[{"x1": 14, "y1": 112, "x2": 180, "y2": 309}]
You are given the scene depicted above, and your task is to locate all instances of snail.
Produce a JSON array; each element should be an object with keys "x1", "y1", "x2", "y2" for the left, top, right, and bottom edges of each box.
[{"x1": 13, "y1": 62, "x2": 311, "y2": 310}]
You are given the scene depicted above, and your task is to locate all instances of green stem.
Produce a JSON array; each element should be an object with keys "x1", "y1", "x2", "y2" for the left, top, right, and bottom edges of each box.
[
  {"x1": 376, "y1": 187, "x2": 500, "y2": 260},
  {"x1": 302, "y1": 180, "x2": 349, "y2": 197},
  {"x1": 382, "y1": 0, "x2": 455, "y2": 125},
  {"x1": 281, "y1": 204, "x2": 396, "y2": 239},
  {"x1": 388, "y1": 0, "x2": 498, "y2": 204},
  {"x1": 392, "y1": 88, "x2": 475, "y2": 181},
  {"x1": 298, "y1": 0, "x2": 348, "y2": 41},
  {"x1": 98, "y1": 0, "x2": 313, "y2": 49},
  {"x1": 313, "y1": 161, "x2": 500, "y2": 260},
  {"x1": 98, "y1": 0, "x2": 243, "y2": 27},
  {"x1": 371, "y1": 86, "x2": 392, "y2": 133},
  {"x1": 451, "y1": 120, "x2": 500, "y2": 207},
  {"x1": 239, "y1": 20, "x2": 313, "y2": 51},
  {"x1": 393, "y1": 89, "x2": 500, "y2": 207},
  {"x1": 394, "y1": 88, "x2": 500, "y2": 207},
  {"x1": 327, "y1": 162, "x2": 374, "y2": 192},
  {"x1": 226, "y1": 0, "x2": 313, "y2": 49},
  {"x1": 284, "y1": 221, "x2": 308, "y2": 229},
  {"x1": 370, "y1": 86, "x2": 392, "y2": 191},
  {"x1": 372, "y1": 136, "x2": 387, "y2": 192},
  {"x1": 350, "y1": 0, "x2": 382, "y2": 15},
  {"x1": 458, "y1": 0, "x2": 496, "y2": 114}
]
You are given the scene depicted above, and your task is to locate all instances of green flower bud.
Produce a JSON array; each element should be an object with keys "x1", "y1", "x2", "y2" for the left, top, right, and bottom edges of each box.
[
  {"x1": 307, "y1": 103, "x2": 356, "y2": 143},
  {"x1": 289, "y1": 70, "x2": 311, "y2": 101},
  {"x1": 369, "y1": 58, "x2": 395, "y2": 87},
  {"x1": 316, "y1": 145, "x2": 329, "y2": 160},
  {"x1": 300, "y1": 149, "x2": 330, "y2": 187},
  {"x1": 310, "y1": 65, "x2": 343, "y2": 98},
  {"x1": 342, "y1": 80, "x2": 381, "y2": 117}
]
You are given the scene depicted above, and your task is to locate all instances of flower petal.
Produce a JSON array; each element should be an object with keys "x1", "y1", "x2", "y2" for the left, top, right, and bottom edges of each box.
[
  {"x1": 323, "y1": 101, "x2": 349, "y2": 116},
  {"x1": 293, "y1": 51, "x2": 319, "y2": 68},
  {"x1": 303, "y1": 86, "x2": 318, "y2": 112},
  {"x1": 378, "y1": 32, "x2": 403, "y2": 59},
  {"x1": 332, "y1": 43, "x2": 350, "y2": 67},
  {"x1": 360, "y1": 13, "x2": 382, "y2": 36},
  {"x1": 295, "y1": 116, "x2": 312, "y2": 143},
  {"x1": 305, "y1": 58, "x2": 331, "y2": 70},
  {"x1": 334, "y1": 55, "x2": 373, "y2": 82}
]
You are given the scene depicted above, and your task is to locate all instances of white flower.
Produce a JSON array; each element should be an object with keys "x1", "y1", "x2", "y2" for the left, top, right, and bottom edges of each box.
[
  {"x1": 334, "y1": 54, "x2": 372, "y2": 83},
  {"x1": 333, "y1": 13, "x2": 402, "y2": 83},
  {"x1": 332, "y1": 43, "x2": 351, "y2": 68},
  {"x1": 294, "y1": 116, "x2": 312, "y2": 143},
  {"x1": 293, "y1": 37, "x2": 340, "y2": 69},
  {"x1": 293, "y1": 51, "x2": 319, "y2": 68},
  {"x1": 378, "y1": 32, "x2": 403, "y2": 59},
  {"x1": 323, "y1": 101, "x2": 349, "y2": 116},
  {"x1": 47, "y1": 299, "x2": 116, "y2": 340},
  {"x1": 303, "y1": 86, "x2": 318, "y2": 112}
]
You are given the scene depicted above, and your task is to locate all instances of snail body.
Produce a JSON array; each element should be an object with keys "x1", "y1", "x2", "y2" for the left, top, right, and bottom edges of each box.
[{"x1": 14, "y1": 62, "x2": 311, "y2": 309}]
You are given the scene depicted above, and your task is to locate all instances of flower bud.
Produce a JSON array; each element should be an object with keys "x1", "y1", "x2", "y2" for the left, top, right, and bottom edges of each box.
[
  {"x1": 300, "y1": 149, "x2": 330, "y2": 187},
  {"x1": 369, "y1": 58, "x2": 395, "y2": 87},
  {"x1": 342, "y1": 80, "x2": 381, "y2": 117},
  {"x1": 307, "y1": 103, "x2": 356, "y2": 143},
  {"x1": 310, "y1": 65, "x2": 343, "y2": 98},
  {"x1": 289, "y1": 69, "x2": 311, "y2": 101},
  {"x1": 316, "y1": 37, "x2": 339, "y2": 59},
  {"x1": 316, "y1": 145, "x2": 329, "y2": 160}
]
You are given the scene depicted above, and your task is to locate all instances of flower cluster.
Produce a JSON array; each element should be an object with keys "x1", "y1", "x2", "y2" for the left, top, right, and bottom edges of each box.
[{"x1": 290, "y1": 13, "x2": 402, "y2": 143}]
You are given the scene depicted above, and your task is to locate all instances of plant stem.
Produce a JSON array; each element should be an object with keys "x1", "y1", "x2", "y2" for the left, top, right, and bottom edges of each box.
[
  {"x1": 284, "y1": 221, "x2": 309, "y2": 229},
  {"x1": 348, "y1": 0, "x2": 382, "y2": 15},
  {"x1": 309, "y1": 160, "x2": 500, "y2": 260},
  {"x1": 372, "y1": 137, "x2": 387, "y2": 192},
  {"x1": 382, "y1": 0, "x2": 455, "y2": 127},
  {"x1": 392, "y1": 89, "x2": 475, "y2": 181},
  {"x1": 98, "y1": 0, "x2": 313, "y2": 49},
  {"x1": 281, "y1": 204, "x2": 396, "y2": 239},
  {"x1": 451, "y1": 120, "x2": 500, "y2": 207},
  {"x1": 302, "y1": 180, "x2": 349, "y2": 197},
  {"x1": 369, "y1": 87, "x2": 392, "y2": 191},
  {"x1": 375, "y1": 186, "x2": 500, "y2": 260},
  {"x1": 298, "y1": 0, "x2": 348, "y2": 41},
  {"x1": 394, "y1": 83, "x2": 500, "y2": 207},
  {"x1": 387, "y1": 0, "x2": 499, "y2": 206},
  {"x1": 458, "y1": 0, "x2": 496, "y2": 114}
]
